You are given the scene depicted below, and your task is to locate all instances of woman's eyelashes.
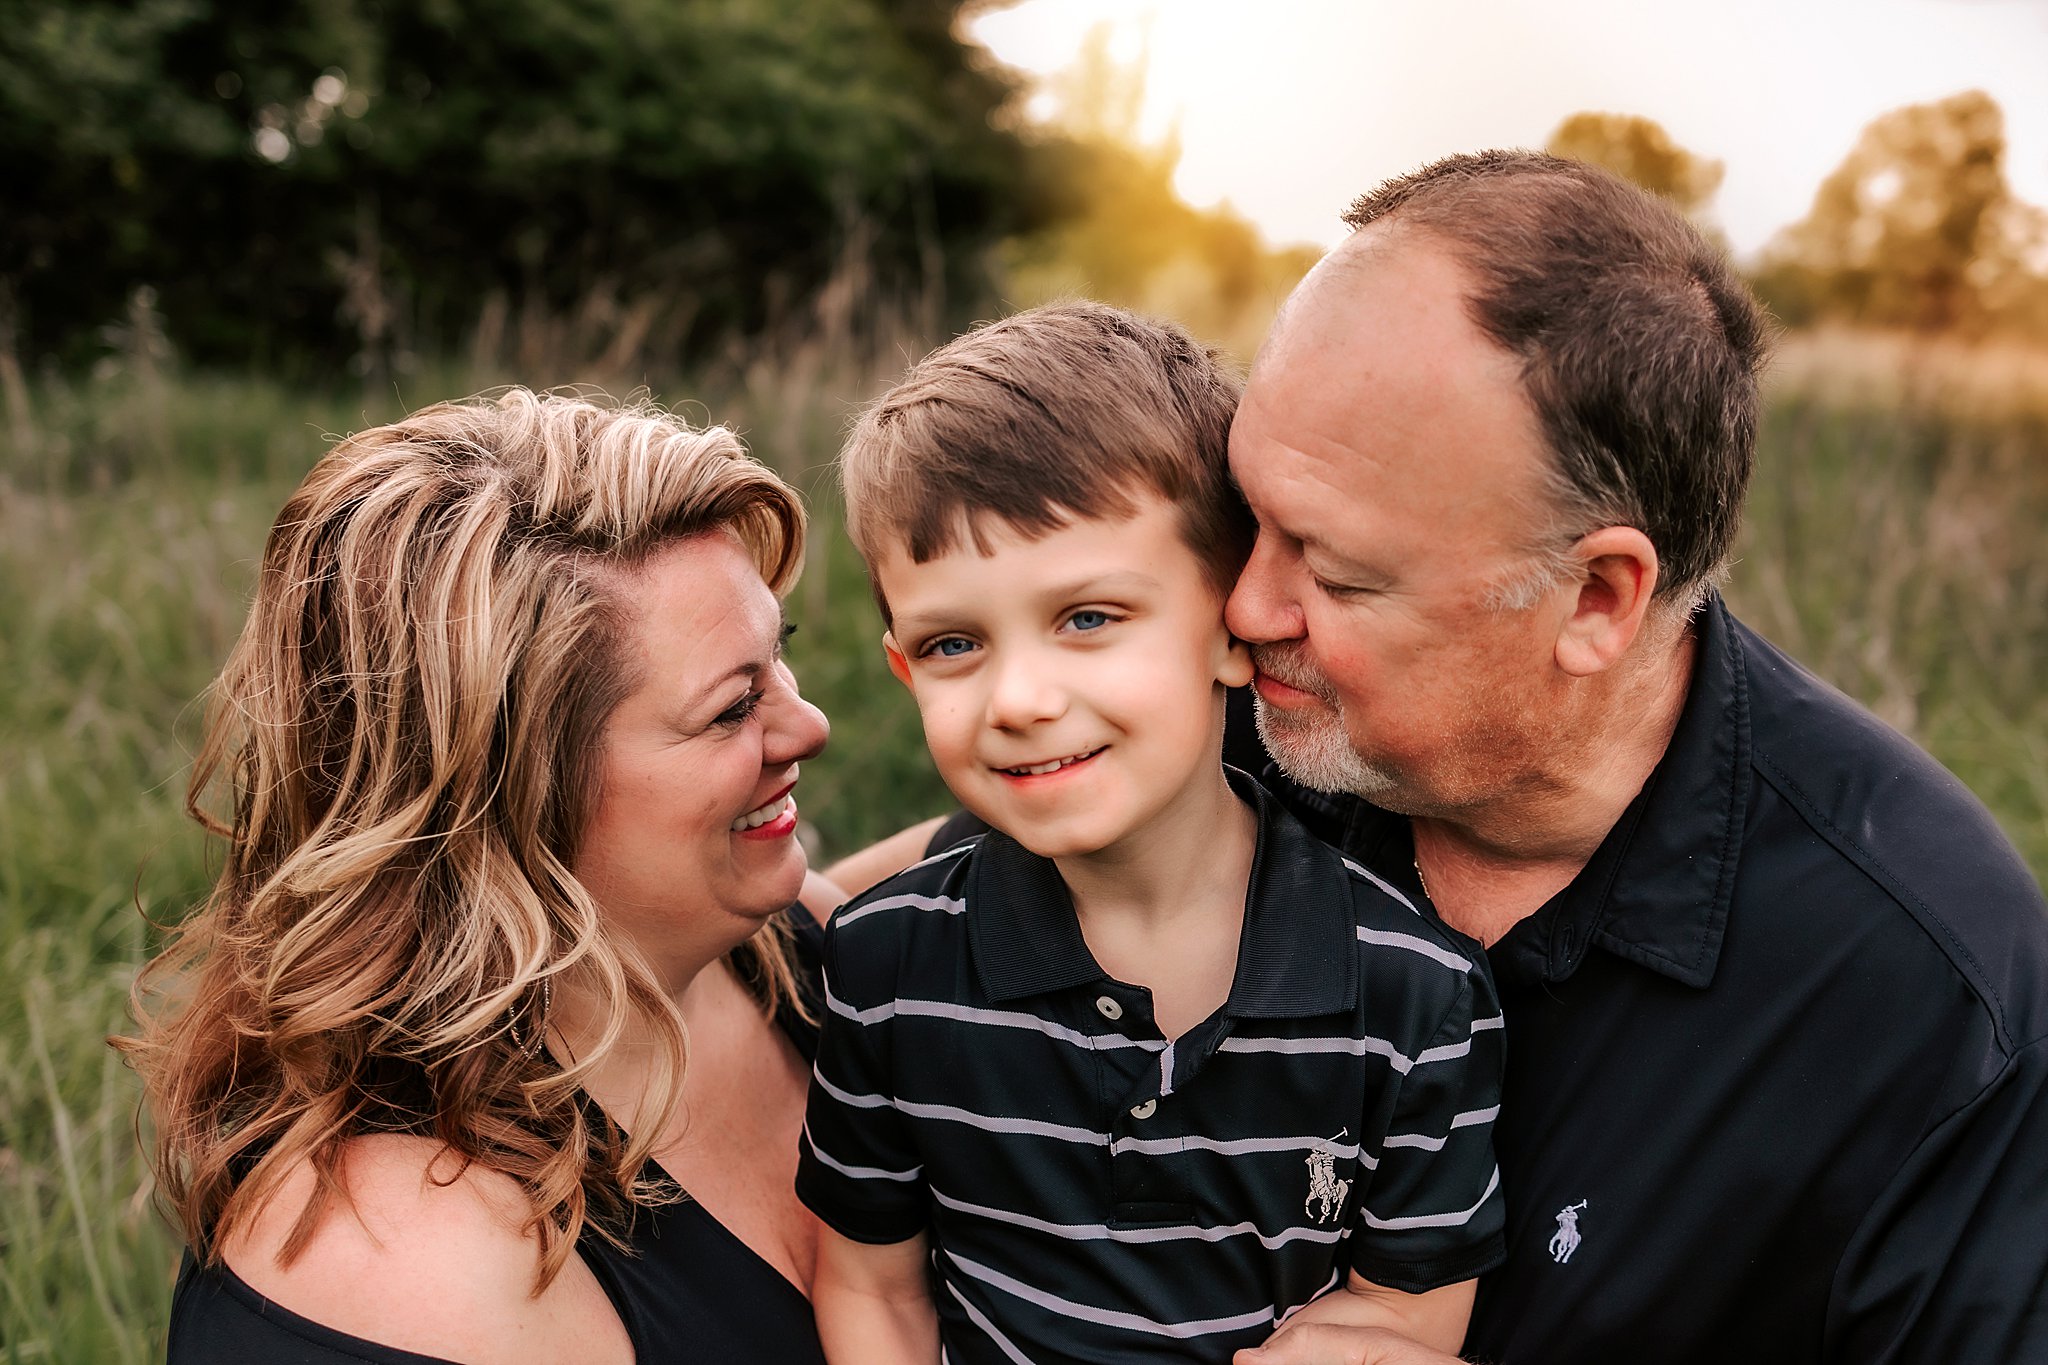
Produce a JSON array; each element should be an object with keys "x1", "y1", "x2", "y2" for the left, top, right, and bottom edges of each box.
[
  {"x1": 709, "y1": 623, "x2": 798, "y2": 728},
  {"x1": 714, "y1": 688, "x2": 764, "y2": 728}
]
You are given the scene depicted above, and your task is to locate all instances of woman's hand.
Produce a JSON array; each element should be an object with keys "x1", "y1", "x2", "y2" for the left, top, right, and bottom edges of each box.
[{"x1": 1234, "y1": 1324, "x2": 1467, "y2": 1365}]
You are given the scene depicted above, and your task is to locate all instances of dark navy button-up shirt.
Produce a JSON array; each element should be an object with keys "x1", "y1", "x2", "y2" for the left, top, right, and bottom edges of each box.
[{"x1": 1274, "y1": 594, "x2": 2048, "y2": 1364}]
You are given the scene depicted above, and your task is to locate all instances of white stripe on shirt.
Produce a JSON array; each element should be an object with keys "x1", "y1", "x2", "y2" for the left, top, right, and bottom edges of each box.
[
  {"x1": 940, "y1": 1276, "x2": 1038, "y2": 1365},
  {"x1": 822, "y1": 989, "x2": 1165, "y2": 1051},
  {"x1": 1342, "y1": 857, "x2": 1420, "y2": 914},
  {"x1": 1218, "y1": 1014, "x2": 1501, "y2": 1071},
  {"x1": 1359, "y1": 1165, "x2": 1502, "y2": 1230},
  {"x1": 930, "y1": 1186, "x2": 1346, "y2": 1249},
  {"x1": 834, "y1": 890, "x2": 968, "y2": 930},
  {"x1": 946, "y1": 1251, "x2": 1279, "y2": 1339},
  {"x1": 1110, "y1": 1133, "x2": 1370, "y2": 1163},
  {"x1": 1355, "y1": 926, "x2": 1473, "y2": 972},
  {"x1": 801, "y1": 1123, "x2": 922, "y2": 1182},
  {"x1": 1381, "y1": 1106, "x2": 1502, "y2": 1152}
]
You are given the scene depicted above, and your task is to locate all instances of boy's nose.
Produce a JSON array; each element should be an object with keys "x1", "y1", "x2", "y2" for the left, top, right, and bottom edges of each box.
[{"x1": 985, "y1": 654, "x2": 1067, "y2": 731}]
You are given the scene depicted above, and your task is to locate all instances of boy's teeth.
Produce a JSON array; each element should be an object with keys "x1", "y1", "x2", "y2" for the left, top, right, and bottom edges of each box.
[
  {"x1": 1009, "y1": 750, "x2": 1096, "y2": 776},
  {"x1": 731, "y1": 795, "x2": 790, "y2": 832}
]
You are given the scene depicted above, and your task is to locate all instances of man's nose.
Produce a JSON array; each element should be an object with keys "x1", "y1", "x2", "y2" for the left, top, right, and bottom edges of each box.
[
  {"x1": 1225, "y1": 531, "x2": 1305, "y2": 644},
  {"x1": 985, "y1": 651, "x2": 1066, "y2": 730}
]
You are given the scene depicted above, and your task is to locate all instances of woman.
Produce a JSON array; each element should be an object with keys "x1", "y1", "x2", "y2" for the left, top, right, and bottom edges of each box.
[{"x1": 118, "y1": 389, "x2": 837, "y2": 1362}]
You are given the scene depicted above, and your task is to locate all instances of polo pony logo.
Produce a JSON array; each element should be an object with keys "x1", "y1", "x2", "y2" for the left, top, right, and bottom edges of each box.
[
  {"x1": 1304, "y1": 1131, "x2": 1351, "y2": 1225},
  {"x1": 1549, "y1": 1200, "x2": 1589, "y2": 1264}
]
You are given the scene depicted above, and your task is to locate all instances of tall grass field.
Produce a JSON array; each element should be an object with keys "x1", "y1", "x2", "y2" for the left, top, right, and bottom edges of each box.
[{"x1": 2, "y1": 327, "x2": 2043, "y2": 1359}]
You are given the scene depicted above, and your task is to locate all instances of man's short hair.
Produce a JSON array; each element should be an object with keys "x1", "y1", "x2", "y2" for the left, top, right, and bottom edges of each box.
[
  {"x1": 1344, "y1": 150, "x2": 1772, "y2": 610},
  {"x1": 839, "y1": 301, "x2": 1252, "y2": 618}
]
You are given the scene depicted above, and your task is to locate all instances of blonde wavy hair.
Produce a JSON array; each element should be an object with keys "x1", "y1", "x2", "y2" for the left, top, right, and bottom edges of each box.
[{"x1": 116, "y1": 388, "x2": 808, "y2": 1290}]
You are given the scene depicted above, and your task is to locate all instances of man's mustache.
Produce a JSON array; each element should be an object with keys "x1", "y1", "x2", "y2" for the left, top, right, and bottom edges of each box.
[{"x1": 1249, "y1": 643, "x2": 1339, "y2": 706}]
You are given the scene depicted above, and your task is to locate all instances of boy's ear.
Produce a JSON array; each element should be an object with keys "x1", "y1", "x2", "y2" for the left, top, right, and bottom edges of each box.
[
  {"x1": 883, "y1": 632, "x2": 913, "y2": 689},
  {"x1": 1218, "y1": 633, "x2": 1256, "y2": 689}
]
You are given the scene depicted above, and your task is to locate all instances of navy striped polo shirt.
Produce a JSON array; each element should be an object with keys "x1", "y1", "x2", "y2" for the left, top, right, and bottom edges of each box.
[{"x1": 797, "y1": 771, "x2": 1506, "y2": 1363}]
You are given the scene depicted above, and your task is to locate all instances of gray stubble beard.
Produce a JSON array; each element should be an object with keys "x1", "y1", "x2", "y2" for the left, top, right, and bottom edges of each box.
[{"x1": 1250, "y1": 692, "x2": 1396, "y2": 801}]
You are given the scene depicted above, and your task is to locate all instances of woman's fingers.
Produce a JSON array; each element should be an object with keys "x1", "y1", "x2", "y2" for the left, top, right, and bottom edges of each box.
[{"x1": 1234, "y1": 1324, "x2": 1464, "y2": 1365}]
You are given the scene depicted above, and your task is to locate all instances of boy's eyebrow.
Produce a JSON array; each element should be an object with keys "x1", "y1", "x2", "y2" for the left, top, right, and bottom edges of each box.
[
  {"x1": 1039, "y1": 568, "x2": 1163, "y2": 599},
  {"x1": 888, "y1": 570, "x2": 1163, "y2": 640}
]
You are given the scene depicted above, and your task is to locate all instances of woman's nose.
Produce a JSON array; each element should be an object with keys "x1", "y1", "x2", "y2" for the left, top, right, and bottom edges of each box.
[{"x1": 766, "y1": 663, "x2": 829, "y2": 764}]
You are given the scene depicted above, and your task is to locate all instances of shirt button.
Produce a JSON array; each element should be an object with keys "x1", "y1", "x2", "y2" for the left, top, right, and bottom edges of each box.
[
  {"x1": 1095, "y1": 995, "x2": 1123, "y2": 1021},
  {"x1": 1129, "y1": 1099, "x2": 1157, "y2": 1120}
]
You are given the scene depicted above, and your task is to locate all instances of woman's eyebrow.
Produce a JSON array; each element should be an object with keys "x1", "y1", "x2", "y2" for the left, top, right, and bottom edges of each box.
[{"x1": 677, "y1": 609, "x2": 790, "y2": 720}]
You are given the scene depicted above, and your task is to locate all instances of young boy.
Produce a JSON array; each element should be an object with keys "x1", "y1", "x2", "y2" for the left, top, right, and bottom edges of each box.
[{"x1": 798, "y1": 302, "x2": 1505, "y2": 1364}]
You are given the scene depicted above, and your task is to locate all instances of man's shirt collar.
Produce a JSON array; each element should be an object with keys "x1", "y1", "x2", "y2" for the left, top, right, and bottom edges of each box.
[
  {"x1": 967, "y1": 767, "x2": 1356, "y2": 1016},
  {"x1": 1559, "y1": 592, "x2": 1749, "y2": 988},
  {"x1": 1292, "y1": 593, "x2": 1750, "y2": 990}
]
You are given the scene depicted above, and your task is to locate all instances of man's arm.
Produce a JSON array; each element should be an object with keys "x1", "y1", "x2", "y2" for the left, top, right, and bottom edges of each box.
[
  {"x1": 813, "y1": 1227, "x2": 940, "y2": 1365},
  {"x1": 823, "y1": 816, "x2": 948, "y2": 898},
  {"x1": 1827, "y1": 1033, "x2": 2048, "y2": 1361},
  {"x1": 797, "y1": 868, "x2": 849, "y2": 925}
]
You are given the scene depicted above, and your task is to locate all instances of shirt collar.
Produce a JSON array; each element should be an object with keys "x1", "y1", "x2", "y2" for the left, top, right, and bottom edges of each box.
[
  {"x1": 1294, "y1": 593, "x2": 1751, "y2": 990},
  {"x1": 1558, "y1": 590, "x2": 1750, "y2": 989},
  {"x1": 968, "y1": 766, "x2": 1356, "y2": 1017}
]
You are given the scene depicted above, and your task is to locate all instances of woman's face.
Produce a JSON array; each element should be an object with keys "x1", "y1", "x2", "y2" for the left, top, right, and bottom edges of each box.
[{"x1": 572, "y1": 531, "x2": 829, "y2": 983}]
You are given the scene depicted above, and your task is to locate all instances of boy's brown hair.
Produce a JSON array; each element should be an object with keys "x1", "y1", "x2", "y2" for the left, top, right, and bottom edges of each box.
[{"x1": 839, "y1": 301, "x2": 1251, "y2": 619}]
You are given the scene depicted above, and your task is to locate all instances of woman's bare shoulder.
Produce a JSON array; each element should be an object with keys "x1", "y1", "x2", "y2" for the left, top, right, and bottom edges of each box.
[{"x1": 220, "y1": 1134, "x2": 632, "y2": 1365}]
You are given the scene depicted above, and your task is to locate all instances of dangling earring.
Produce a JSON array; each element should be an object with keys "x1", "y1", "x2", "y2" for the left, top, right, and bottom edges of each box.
[{"x1": 507, "y1": 977, "x2": 554, "y2": 1060}]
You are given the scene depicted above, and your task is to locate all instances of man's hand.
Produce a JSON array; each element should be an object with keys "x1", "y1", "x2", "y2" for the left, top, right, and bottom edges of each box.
[{"x1": 1234, "y1": 1324, "x2": 1466, "y2": 1365}]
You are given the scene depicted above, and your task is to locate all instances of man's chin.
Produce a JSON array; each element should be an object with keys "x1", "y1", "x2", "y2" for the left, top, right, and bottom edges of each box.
[{"x1": 1251, "y1": 699, "x2": 1394, "y2": 800}]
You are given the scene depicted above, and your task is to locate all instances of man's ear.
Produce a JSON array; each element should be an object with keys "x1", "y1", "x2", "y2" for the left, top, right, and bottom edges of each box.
[
  {"x1": 1555, "y1": 527, "x2": 1660, "y2": 677},
  {"x1": 883, "y1": 632, "x2": 913, "y2": 689},
  {"x1": 1218, "y1": 633, "x2": 1256, "y2": 689}
]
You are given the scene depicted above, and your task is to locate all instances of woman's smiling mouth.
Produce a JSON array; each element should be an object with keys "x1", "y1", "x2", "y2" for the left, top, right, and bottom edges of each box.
[{"x1": 730, "y1": 786, "x2": 796, "y2": 833}]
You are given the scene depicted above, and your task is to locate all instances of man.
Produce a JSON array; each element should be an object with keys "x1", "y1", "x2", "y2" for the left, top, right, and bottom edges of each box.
[
  {"x1": 1224, "y1": 152, "x2": 2048, "y2": 1363},
  {"x1": 833, "y1": 152, "x2": 2048, "y2": 1363}
]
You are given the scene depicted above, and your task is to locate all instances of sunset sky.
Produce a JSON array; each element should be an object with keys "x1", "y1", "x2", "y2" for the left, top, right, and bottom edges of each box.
[{"x1": 969, "y1": 0, "x2": 2048, "y2": 262}]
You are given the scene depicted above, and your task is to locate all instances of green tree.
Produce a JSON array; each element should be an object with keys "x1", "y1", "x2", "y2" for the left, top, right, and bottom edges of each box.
[
  {"x1": 1755, "y1": 89, "x2": 2048, "y2": 336},
  {"x1": 1546, "y1": 111, "x2": 1724, "y2": 217},
  {"x1": 0, "y1": 0, "x2": 1040, "y2": 370}
]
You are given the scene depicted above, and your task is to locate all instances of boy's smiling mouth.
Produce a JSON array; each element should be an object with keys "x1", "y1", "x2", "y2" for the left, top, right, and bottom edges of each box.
[{"x1": 997, "y1": 746, "x2": 1106, "y2": 778}]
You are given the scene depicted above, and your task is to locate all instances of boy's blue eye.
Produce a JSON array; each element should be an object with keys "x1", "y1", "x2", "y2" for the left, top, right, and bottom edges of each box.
[
  {"x1": 929, "y1": 637, "x2": 976, "y2": 658},
  {"x1": 1068, "y1": 610, "x2": 1111, "y2": 631}
]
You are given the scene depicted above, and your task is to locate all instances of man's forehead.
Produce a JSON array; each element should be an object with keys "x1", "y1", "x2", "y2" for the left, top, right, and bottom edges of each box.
[
  {"x1": 1235, "y1": 234, "x2": 1552, "y2": 554},
  {"x1": 1263, "y1": 229, "x2": 1464, "y2": 362}
]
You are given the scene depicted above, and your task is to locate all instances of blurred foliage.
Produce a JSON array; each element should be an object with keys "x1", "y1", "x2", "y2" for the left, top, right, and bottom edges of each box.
[
  {"x1": 1546, "y1": 111, "x2": 1725, "y2": 218},
  {"x1": 1755, "y1": 90, "x2": 2048, "y2": 340},
  {"x1": 998, "y1": 24, "x2": 1321, "y2": 360},
  {"x1": 0, "y1": 0, "x2": 1037, "y2": 373}
]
